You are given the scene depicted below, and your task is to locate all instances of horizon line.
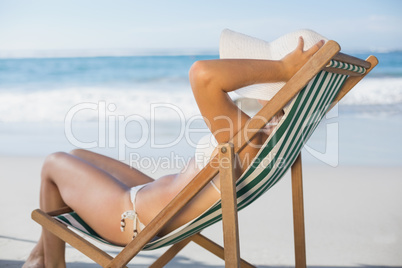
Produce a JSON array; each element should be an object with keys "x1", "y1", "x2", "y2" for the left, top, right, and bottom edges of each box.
[{"x1": 0, "y1": 47, "x2": 400, "y2": 60}]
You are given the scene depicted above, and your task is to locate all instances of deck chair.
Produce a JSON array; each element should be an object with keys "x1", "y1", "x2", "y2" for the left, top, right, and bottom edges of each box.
[{"x1": 32, "y1": 40, "x2": 378, "y2": 268}]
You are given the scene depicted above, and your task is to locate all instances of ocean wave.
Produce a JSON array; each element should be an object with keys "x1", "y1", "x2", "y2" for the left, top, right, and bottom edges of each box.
[
  {"x1": 1, "y1": 77, "x2": 401, "y2": 123},
  {"x1": 0, "y1": 86, "x2": 199, "y2": 123},
  {"x1": 340, "y1": 77, "x2": 402, "y2": 105}
]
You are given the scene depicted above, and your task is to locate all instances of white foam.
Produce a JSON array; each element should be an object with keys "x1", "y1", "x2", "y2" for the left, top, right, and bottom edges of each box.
[
  {"x1": 340, "y1": 77, "x2": 402, "y2": 105},
  {"x1": 1, "y1": 77, "x2": 401, "y2": 123},
  {"x1": 0, "y1": 86, "x2": 199, "y2": 123}
]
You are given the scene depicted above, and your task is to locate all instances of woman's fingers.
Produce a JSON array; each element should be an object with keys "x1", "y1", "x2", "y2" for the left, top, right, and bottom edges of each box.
[
  {"x1": 297, "y1": 36, "x2": 324, "y2": 56},
  {"x1": 305, "y1": 39, "x2": 325, "y2": 55},
  {"x1": 297, "y1": 36, "x2": 305, "y2": 51},
  {"x1": 280, "y1": 37, "x2": 326, "y2": 81}
]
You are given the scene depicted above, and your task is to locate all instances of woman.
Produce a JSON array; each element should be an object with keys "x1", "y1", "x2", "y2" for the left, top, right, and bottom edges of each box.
[{"x1": 24, "y1": 29, "x2": 325, "y2": 267}]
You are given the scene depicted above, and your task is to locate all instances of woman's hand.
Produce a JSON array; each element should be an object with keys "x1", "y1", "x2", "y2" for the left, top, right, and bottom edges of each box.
[{"x1": 281, "y1": 37, "x2": 325, "y2": 81}]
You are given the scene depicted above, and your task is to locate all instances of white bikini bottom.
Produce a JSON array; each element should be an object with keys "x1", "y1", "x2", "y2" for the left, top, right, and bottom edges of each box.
[
  {"x1": 120, "y1": 178, "x2": 220, "y2": 239},
  {"x1": 120, "y1": 183, "x2": 149, "y2": 238}
]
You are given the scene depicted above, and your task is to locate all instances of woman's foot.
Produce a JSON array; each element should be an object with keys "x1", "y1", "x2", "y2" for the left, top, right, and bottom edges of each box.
[{"x1": 23, "y1": 243, "x2": 44, "y2": 268}]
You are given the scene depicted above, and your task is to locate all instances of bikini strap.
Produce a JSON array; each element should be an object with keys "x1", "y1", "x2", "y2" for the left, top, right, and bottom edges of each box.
[{"x1": 121, "y1": 210, "x2": 139, "y2": 238}]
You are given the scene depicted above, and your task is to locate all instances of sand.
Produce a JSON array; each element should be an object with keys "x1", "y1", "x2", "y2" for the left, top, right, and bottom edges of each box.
[{"x1": 0, "y1": 156, "x2": 401, "y2": 267}]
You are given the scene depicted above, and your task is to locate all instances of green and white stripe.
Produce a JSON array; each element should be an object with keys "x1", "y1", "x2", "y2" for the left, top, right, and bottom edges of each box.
[
  {"x1": 327, "y1": 59, "x2": 366, "y2": 74},
  {"x1": 55, "y1": 64, "x2": 357, "y2": 250},
  {"x1": 57, "y1": 212, "x2": 118, "y2": 247}
]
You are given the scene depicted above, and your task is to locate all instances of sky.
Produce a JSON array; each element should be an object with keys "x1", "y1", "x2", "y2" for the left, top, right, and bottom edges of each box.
[{"x1": 0, "y1": 0, "x2": 401, "y2": 57}]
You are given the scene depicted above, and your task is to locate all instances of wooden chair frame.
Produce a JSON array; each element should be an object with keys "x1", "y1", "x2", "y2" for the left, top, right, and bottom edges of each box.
[{"x1": 32, "y1": 40, "x2": 378, "y2": 267}]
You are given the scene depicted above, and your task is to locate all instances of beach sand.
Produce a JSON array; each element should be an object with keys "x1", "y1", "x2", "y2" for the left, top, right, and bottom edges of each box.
[{"x1": 0, "y1": 156, "x2": 401, "y2": 267}]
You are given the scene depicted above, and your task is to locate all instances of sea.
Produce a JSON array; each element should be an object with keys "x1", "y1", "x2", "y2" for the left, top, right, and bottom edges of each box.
[{"x1": 0, "y1": 51, "x2": 401, "y2": 169}]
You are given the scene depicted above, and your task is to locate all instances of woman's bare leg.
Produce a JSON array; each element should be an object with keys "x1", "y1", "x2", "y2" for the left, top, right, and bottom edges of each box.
[
  {"x1": 69, "y1": 149, "x2": 154, "y2": 186},
  {"x1": 24, "y1": 151, "x2": 153, "y2": 267}
]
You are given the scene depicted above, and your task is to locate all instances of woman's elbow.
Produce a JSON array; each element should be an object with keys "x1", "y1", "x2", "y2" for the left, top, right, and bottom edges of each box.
[{"x1": 189, "y1": 60, "x2": 215, "y2": 91}]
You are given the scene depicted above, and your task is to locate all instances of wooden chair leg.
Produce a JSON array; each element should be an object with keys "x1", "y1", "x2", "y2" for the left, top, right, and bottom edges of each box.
[
  {"x1": 219, "y1": 143, "x2": 241, "y2": 268},
  {"x1": 149, "y1": 237, "x2": 192, "y2": 268},
  {"x1": 151, "y1": 232, "x2": 255, "y2": 268},
  {"x1": 291, "y1": 154, "x2": 307, "y2": 268},
  {"x1": 192, "y1": 234, "x2": 255, "y2": 268}
]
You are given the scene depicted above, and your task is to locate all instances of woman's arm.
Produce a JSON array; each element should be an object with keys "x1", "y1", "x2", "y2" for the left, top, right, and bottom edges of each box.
[
  {"x1": 190, "y1": 59, "x2": 287, "y2": 94},
  {"x1": 189, "y1": 37, "x2": 324, "y2": 144}
]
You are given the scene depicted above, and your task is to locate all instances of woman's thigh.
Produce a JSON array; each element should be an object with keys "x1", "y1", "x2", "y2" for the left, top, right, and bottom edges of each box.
[
  {"x1": 46, "y1": 152, "x2": 139, "y2": 245},
  {"x1": 70, "y1": 149, "x2": 154, "y2": 187}
]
